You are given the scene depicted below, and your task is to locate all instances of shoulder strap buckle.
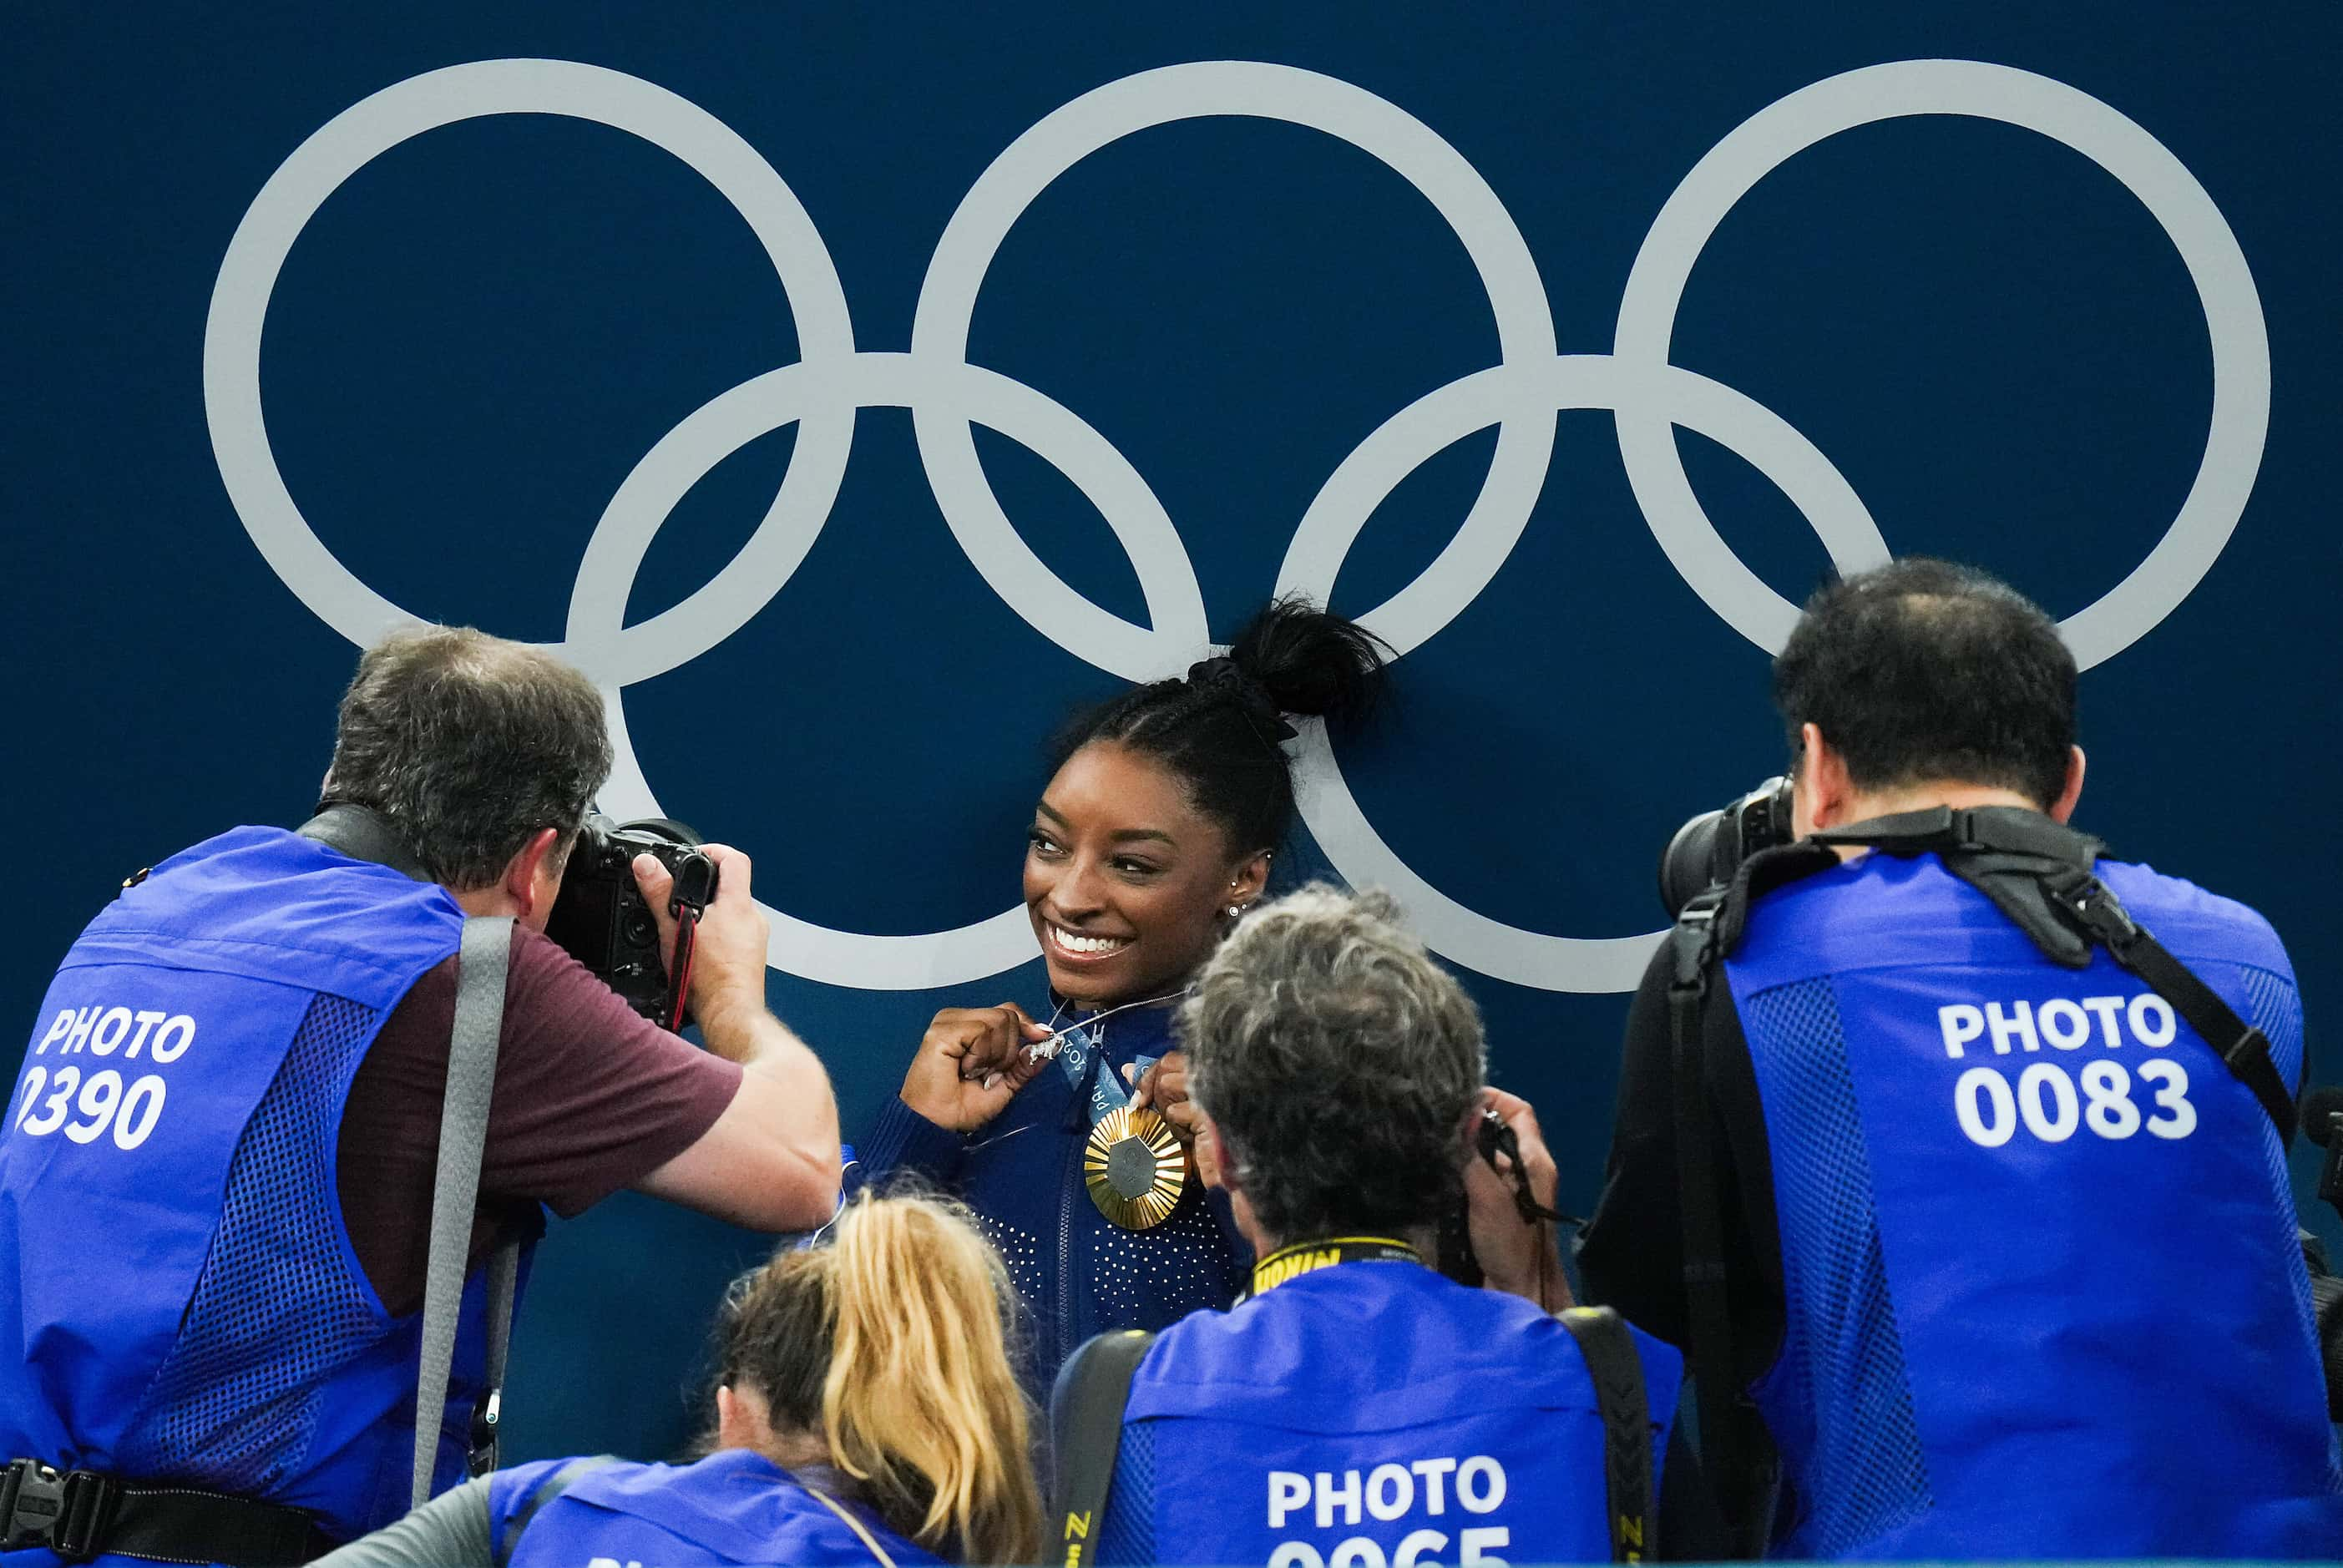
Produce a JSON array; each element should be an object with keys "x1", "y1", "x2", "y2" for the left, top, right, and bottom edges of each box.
[
  {"x1": 2, "y1": 1461, "x2": 123, "y2": 1562},
  {"x1": 2061, "y1": 874, "x2": 2141, "y2": 951},
  {"x1": 467, "y1": 1387, "x2": 502, "y2": 1479},
  {"x1": 1667, "y1": 893, "x2": 1724, "y2": 995}
]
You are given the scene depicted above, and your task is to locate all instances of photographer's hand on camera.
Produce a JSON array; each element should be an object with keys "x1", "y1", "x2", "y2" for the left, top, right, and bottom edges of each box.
[
  {"x1": 1464, "y1": 1088, "x2": 1572, "y2": 1312},
  {"x1": 628, "y1": 846, "x2": 841, "y2": 1230},
  {"x1": 631, "y1": 847, "x2": 767, "y2": 1044},
  {"x1": 899, "y1": 1004, "x2": 1054, "y2": 1133}
]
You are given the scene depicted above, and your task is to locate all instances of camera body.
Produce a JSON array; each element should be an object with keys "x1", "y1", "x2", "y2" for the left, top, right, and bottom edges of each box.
[
  {"x1": 544, "y1": 814, "x2": 716, "y2": 1022},
  {"x1": 1657, "y1": 776, "x2": 1797, "y2": 916},
  {"x1": 1435, "y1": 1110, "x2": 1553, "y2": 1287}
]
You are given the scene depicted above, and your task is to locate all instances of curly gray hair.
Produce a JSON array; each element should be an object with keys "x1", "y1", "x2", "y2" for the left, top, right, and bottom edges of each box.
[{"x1": 1177, "y1": 883, "x2": 1485, "y2": 1242}]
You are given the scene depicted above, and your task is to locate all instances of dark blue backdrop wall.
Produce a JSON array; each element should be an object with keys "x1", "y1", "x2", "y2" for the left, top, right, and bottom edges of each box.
[{"x1": 9, "y1": 2, "x2": 2338, "y2": 1464}]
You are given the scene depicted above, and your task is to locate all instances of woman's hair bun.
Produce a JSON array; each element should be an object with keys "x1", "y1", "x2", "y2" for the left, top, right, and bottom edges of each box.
[{"x1": 1224, "y1": 594, "x2": 1392, "y2": 731}]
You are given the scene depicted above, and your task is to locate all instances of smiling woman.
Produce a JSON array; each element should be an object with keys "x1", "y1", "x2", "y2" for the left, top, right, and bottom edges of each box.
[{"x1": 851, "y1": 597, "x2": 1392, "y2": 1388}]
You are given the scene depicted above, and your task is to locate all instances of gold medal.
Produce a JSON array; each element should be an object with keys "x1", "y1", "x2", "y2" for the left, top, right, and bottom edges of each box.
[{"x1": 1083, "y1": 1105, "x2": 1188, "y2": 1230}]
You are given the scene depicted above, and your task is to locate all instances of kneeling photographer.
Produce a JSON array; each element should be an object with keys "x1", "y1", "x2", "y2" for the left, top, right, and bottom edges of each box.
[
  {"x1": 1051, "y1": 884, "x2": 1722, "y2": 1566},
  {"x1": 1579, "y1": 559, "x2": 2342, "y2": 1559},
  {"x1": 0, "y1": 627, "x2": 839, "y2": 1566}
]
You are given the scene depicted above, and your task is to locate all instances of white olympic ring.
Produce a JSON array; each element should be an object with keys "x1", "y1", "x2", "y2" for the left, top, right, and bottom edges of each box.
[{"x1": 205, "y1": 55, "x2": 2269, "y2": 994}]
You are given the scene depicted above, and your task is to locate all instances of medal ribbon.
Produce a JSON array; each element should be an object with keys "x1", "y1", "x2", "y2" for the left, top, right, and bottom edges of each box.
[
  {"x1": 1050, "y1": 1015, "x2": 1159, "y2": 1130},
  {"x1": 1247, "y1": 1237, "x2": 1423, "y2": 1299}
]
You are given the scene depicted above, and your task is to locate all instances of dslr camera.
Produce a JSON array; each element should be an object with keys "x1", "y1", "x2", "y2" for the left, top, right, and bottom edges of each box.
[
  {"x1": 1657, "y1": 776, "x2": 1796, "y2": 917},
  {"x1": 544, "y1": 812, "x2": 718, "y2": 1024}
]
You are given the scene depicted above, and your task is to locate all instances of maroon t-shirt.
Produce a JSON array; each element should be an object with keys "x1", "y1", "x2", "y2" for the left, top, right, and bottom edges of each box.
[{"x1": 336, "y1": 921, "x2": 742, "y2": 1315}]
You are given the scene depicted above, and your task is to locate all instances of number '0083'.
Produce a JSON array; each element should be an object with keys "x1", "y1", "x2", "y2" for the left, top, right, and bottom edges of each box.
[
  {"x1": 11, "y1": 1065, "x2": 168, "y2": 1151},
  {"x1": 1954, "y1": 1058, "x2": 2194, "y2": 1148}
]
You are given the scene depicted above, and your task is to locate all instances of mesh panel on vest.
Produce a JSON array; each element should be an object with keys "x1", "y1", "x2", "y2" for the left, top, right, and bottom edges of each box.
[
  {"x1": 1742, "y1": 977, "x2": 1932, "y2": 1554},
  {"x1": 117, "y1": 994, "x2": 387, "y2": 1490},
  {"x1": 2234, "y1": 965, "x2": 2343, "y2": 1489},
  {"x1": 1098, "y1": 1419, "x2": 1156, "y2": 1565}
]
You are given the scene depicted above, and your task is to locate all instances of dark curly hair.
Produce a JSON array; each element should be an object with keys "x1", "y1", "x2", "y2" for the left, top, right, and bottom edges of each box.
[
  {"x1": 1050, "y1": 595, "x2": 1389, "y2": 855},
  {"x1": 1176, "y1": 883, "x2": 1485, "y2": 1241},
  {"x1": 1774, "y1": 558, "x2": 2076, "y2": 809}
]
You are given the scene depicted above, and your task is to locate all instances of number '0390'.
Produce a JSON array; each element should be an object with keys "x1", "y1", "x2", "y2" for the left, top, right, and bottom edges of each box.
[
  {"x1": 12, "y1": 1065, "x2": 168, "y2": 1151},
  {"x1": 1954, "y1": 1058, "x2": 2194, "y2": 1148}
]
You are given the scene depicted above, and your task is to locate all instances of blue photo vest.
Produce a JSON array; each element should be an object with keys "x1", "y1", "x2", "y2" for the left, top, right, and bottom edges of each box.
[
  {"x1": 1118, "y1": 1259, "x2": 1680, "y2": 1566},
  {"x1": 1724, "y1": 849, "x2": 2343, "y2": 1559},
  {"x1": 0, "y1": 827, "x2": 518, "y2": 1550},
  {"x1": 489, "y1": 1450, "x2": 942, "y2": 1568}
]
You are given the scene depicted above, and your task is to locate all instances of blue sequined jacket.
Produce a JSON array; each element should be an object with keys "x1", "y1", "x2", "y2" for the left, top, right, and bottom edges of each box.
[{"x1": 853, "y1": 999, "x2": 1251, "y2": 1389}]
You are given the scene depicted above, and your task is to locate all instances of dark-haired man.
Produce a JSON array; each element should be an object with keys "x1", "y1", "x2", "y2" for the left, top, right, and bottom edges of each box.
[
  {"x1": 1, "y1": 627, "x2": 839, "y2": 1565},
  {"x1": 1580, "y1": 559, "x2": 2341, "y2": 1558}
]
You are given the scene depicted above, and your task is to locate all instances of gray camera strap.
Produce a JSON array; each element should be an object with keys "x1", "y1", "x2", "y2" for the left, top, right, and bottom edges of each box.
[{"x1": 412, "y1": 914, "x2": 520, "y2": 1509}]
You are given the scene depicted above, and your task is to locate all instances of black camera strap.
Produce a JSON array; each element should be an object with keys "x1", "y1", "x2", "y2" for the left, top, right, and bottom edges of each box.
[
  {"x1": 296, "y1": 802, "x2": 430, "y2": 882},
  {"x1": 1811, "y1": 807, "x2": 2295, "y2": 1143},
  {"x1": 1665, "y1": 872, "x2": 1794, "y2": 1560},
  {"x1": 1556, "y1": 1306, "x2": 1657, "y2": 1562},
  {"x1": 1050, "y1": 1328, "x2": 1154, "y2": 1567}
]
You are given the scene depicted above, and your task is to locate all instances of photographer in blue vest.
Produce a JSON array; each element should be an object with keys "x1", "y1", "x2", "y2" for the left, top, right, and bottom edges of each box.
[
  {"x1": 307, "y1": 1191, "x2": 1043, "y2": 1568},
  {"x1": 1578, "y1": 559, "x2": 2343, "y2": 1559},
  {"x1": 0, "y1": 627, "x2": 841, "y2": 1567},
  {"x1": 1052, "y1": 883, "x2": 1711, "y2": 1566}
]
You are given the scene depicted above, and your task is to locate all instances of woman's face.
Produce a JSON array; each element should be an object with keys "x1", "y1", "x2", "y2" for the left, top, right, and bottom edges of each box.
[{"x1": 1024, "y1": 741, "x2": 1266, "y2": 1008}]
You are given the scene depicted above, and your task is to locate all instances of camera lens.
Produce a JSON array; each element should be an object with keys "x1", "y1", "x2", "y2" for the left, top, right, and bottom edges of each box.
[{"x1": 1658, "y1": 809, "x2": 1726, "y2": 918}]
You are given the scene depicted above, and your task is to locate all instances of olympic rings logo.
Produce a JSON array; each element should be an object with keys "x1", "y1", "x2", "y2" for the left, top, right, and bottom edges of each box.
[{"x1": 204, "y1": 57, "x2": 2268, "y2": 994}]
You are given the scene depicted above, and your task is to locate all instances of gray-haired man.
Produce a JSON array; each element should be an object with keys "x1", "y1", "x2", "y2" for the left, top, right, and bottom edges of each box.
[{"x1": 2, "y1": 626, "x2": 838, "y2": 1563}]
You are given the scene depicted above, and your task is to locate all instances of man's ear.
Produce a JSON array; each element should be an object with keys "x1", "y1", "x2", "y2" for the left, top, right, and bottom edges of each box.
[
  {"x1": 1796, "y1": 722, "x2": 1856, "y2": 834},
  {"x1": 501, "y1": 827, "x2": 563, "y2": 918},
  {"x1": 1193, "y1": 1109, "x2": 1232, "y2": 1193},
  {"x1": 1455, "y1": 1100, "x2": 1487, "y2": 1168},
  {"x1": 2049, "y1": 745, "x2": 2086, "y2": 825}
]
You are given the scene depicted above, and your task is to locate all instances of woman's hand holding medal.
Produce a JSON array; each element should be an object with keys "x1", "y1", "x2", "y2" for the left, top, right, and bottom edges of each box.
[
  {"x1": 901, "y1": 1004, "x2": 1055, "y2": 1133},
  {"x1": 1126, "y1": 1050, "x2": 1197, "y2": 1146}
]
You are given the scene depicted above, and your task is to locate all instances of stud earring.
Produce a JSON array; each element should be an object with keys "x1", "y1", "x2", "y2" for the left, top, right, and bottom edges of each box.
[{"x1": 1226, "y1": 903, "x2": 1243, "y2": 920}]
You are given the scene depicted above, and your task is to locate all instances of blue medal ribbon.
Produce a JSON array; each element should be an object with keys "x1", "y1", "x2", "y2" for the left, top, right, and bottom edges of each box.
[{"x1": 1050, "y1": 1014, "x2": 1158, "y2": 1129}]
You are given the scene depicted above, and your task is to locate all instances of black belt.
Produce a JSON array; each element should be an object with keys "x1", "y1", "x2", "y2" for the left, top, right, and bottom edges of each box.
[{"x1": 1, "y1": 1460, "x2": 334, "y2": 1565}]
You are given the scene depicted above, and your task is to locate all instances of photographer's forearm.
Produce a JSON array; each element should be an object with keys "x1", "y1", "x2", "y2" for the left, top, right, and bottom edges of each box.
[
  {"x1": 695, "y1": 986, "x2": 800, "y2": 1070},
  {"x1": 671, "y1": 994, "x2": 843, "y2": 1230},
  {"x1": 1480, "y1": 1229, "x2": 1575, "y2": 1312},
  {"x1": 700, "y1": 996, "x2": 840, "y2": 1154}
]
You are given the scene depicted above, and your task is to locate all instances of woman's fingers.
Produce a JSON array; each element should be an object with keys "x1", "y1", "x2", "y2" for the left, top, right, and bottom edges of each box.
[
  {"x1": 906, "y1": 1008, "x2": 1037, "y2": 1133},
  {"x1": 999, "y1": 999, "x2": 1053, "y2": 1041},
  {"x1": 946, "y1": 1005, "x2": 1034, "y2": 1079},
  {"x1": 1130, "y1": 1050, "x2": 1188, "y2": 1113}
]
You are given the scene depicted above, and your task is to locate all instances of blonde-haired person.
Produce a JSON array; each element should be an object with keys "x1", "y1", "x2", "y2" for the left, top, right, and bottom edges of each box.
[{"x1": 314, "y1": 1193, "x2": 1042, "y2": 1568}]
